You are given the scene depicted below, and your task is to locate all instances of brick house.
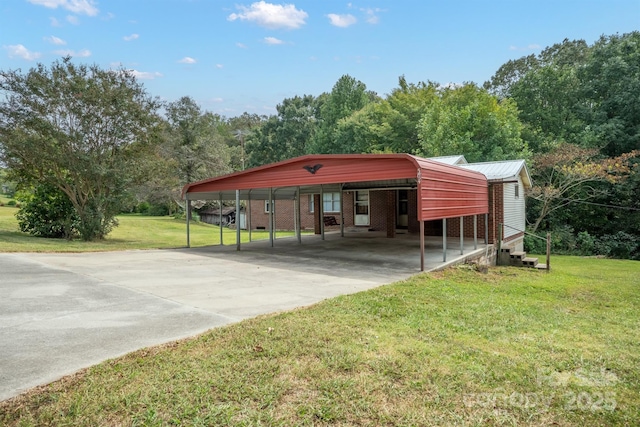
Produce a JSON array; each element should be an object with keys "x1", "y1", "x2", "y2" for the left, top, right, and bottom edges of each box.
[{"x1": 243, "y1": 155, "x2": 531, "y2": 251}]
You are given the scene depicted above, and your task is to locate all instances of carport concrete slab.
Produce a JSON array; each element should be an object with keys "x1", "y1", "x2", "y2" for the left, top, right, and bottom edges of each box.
[{"x1": 1, "y1": 231, "x2": 489, "y2": 401}]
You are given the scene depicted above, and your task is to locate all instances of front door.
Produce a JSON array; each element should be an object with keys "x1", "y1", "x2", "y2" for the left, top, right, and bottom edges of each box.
[{"x1": 354, "y1": 190, "x2": 370, "y2": 226}]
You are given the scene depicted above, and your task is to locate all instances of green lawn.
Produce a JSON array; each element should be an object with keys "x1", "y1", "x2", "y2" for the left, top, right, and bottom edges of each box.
[
  {"x1": 1, "y1": 256, "x2": 638, "y2": 426},
  {"x1": 0, "y1": 205, "x2": 291, "y2": 252}
]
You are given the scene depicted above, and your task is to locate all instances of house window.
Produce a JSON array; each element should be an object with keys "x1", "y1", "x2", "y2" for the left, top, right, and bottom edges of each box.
[
  {"x1": 514, "y1": 184, "x2": 520, "y2": 198},
  {"x1": 264, "y1": 200, "x2": 271, "y2": 213},
  {"x1": 309, "y1": 192, "x2": 340, "y2": 213},
  {"x1": 323, "y1": 192, "x2": 340, "y2": 213}
]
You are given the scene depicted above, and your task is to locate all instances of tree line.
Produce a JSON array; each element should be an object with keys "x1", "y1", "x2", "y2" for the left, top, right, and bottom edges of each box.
[{"x1": 1, "y1": 32, "x2": 638, "y2": 259}]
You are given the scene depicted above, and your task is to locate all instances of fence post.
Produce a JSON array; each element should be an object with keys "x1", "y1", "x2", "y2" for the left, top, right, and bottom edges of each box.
[{"x1": 546, "y1": 232, "x2": 551, "y2": 272}]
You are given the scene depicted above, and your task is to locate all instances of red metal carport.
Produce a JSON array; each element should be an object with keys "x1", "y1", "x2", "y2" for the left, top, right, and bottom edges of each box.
[{"x1": 182, "y1": 154, "x2": 489, "y2": 270}]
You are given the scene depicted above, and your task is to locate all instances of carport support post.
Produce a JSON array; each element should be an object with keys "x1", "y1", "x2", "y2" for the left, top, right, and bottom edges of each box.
[
  {"x1": 319, "y1": 185, "x2": 325, "y2": 240},
  {"x1": 296, "y1": 187, "x2": 302, "y2": 244},
  {"x1": 473, "y1": 215, "x2": 478, "y2": 250},
  {"x1": 248, "y1": 190, "x2": 252, "y2": 242},
  {"x1": 186, "y1": 199, "x2": 190, "y2": 248},
  {"x1": 460, "y1": 216, "x2": 464, "y2": 255},
  {"x1": 484, "y1": 213, "x2": 489, "y2": 244},
  {"x1": 339, "y1": 185, "x2": 344, "y2": 238},
  {"x1": 219, "y1": 195, "x2": 224, "y2": 246},
  {"x1": 269, "y1": 187, "x2": 274, "y2": 247},
  {"x1": 443, "y1": 218, "x2": 447, "y2": 262},
  {"x1": 236, "y1": 190, "x2": 241, "y2": 251},
  {"x1": 420, "y1": 220, "x2": 425, "y2": 271}
]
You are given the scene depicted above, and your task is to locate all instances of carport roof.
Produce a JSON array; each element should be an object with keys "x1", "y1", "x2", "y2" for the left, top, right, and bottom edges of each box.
[{"x1": 183, "y1": 154, "x2": 489, "y2": 221}]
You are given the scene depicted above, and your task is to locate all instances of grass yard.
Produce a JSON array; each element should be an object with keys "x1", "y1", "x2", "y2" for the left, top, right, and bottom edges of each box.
[
  {"x1": 1, "y1": 256, "x2": 638, "y2": 426},
  {"x1": 0, "y1": 205, "x2": 293, "y2": 252}
]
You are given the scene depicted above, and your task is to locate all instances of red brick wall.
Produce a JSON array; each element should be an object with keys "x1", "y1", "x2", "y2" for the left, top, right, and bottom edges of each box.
[
  {"x1": 249, "y1": 192, "x2": 355, "y2": 231},
  {"x1": 246, "y1": 185, "x2": 503, "y2": 243}
]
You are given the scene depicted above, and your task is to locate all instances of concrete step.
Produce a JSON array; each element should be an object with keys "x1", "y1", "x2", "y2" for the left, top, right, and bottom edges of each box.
[
  {"x1": 522, "y1": 257, "x2": 539, "y2": 267},
  {"x1": 535, "y1": 263, "x2": 548, "y2": 270}
]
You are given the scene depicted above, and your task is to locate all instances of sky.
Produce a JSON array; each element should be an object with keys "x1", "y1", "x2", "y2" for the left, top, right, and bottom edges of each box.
[{"x1": 1, "y1": 0, "x2": 639, "y2": 117}]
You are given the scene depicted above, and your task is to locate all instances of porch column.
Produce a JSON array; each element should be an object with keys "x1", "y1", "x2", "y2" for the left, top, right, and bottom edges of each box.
[
  {"x1": 460, "y1": 216, "x2": 464, "y2": 255},
  {"x1": 236, "y1": 190, "x2": 241, "y2": 251},
  {"x1": 473, "y1": 215, "x2": 478, "y2": 250},
  {"x1": 443, "y1": 218, "x2": 447, "y2": 262},
  {"x1": 420, "y1": 220, "x2": 425, "y2": 271},
  {"x1": 269, "y1": 187, "x2": 274, "y2": 247},
  {"x1": 295, "y1": 187, "x2": 302, "y2": 244},
  {"x1": 219, "y1": 194, "x2": 223, "y2": 246},
  {"x1": 319, "y1": 185, "x2": 325, "y2": 240},
  {"x1": 186, "y1": 199, "x2": 190, "y2": 248}
]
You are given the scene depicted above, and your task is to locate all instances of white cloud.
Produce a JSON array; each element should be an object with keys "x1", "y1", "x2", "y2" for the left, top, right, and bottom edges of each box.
[
  {"x1": 130, "y1": 70, "x2": 163, "y2": 80},
  {"x1": 361, "y1": 7, "x2": 382, "y2": 24},
  {"x1": 264, "y1": 36, "x2": 284, "y2": 45},
  {"x1": 44, "y1": 35, "x2": 66, "y2": 45},
  {"x1": 178, "y1": 57, "x2": 197, "y2": 64},
  {"x1": 28, "y1": 0, "x2": 98, "y2": 16},
  {"x1": 123, "y1": 33, "x2": 139, "y2": 41},
  {"x1": 327, "y1": 13, "x2": 356, "y2": 28},
  {"x1": 53, "y1": 48, "x2": 91, "y2": 57},
  {"x1": 215, "y1": 64, "x2": 224, "y2": 69},
  {"x1": 211, "y1": 97, "x2": 223, "y2": 103},
  {"x1": 236, "y1": 42, "x2": 248, "y2": 49},
  {"x1": 49, "y1": 17, "x2": 61, "y2": 26},
  {"x1": 4, "y1": 44, "x2": 41, "y2": 60},
  {"x1": 66, "y1": 15, "x2": 79, "y2": 24},
  {"x1": 228, "y1": 1, "x2": 307, "y2": 30}
]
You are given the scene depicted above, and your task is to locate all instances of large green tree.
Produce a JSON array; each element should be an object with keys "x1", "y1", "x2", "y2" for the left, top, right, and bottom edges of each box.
[
  {"x1": 246, "y1": 95, "x2": 318, "y2": 167},
  {"x1": 416, "y1": 83, "x2": 529, "y2": 162},
  {"x1": 165, "y1": 96, "x2": 232, "y2": 184},
  {"x1": 308, "y1": 75, "x2": 377, "y2": 153},
  {"x1": 0, "y1": 57, "x2": 161, "y2": 240}
]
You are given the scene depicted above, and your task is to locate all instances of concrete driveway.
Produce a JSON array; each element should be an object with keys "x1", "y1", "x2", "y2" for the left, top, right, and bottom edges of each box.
[{"x1": 1, "y1": 233, "x2": 441, "y2": 401}]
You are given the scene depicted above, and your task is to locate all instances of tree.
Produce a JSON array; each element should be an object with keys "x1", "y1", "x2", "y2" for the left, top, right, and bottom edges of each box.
[
  {"x1": 165, "y1": 96, "x2": 231, "y2": 184},
  {"x1": 384, "y1": 77, "x2": 440, "y2": 153},
  {"x1": 579, "y1": 32, "x2": 640, "y2": 157},
  {"x1": 227, "y1": 112, "x2": 266, "y2": 170},
  {"x1": 416, "y1": 83, "x2": 529, "y2": 162},
  {"x1": 527, "y1": 144, "x2": 639, "y2": 232},
  {"x1": 308, "y1": 75, "x2": 377, "y2": 153},
  {"x1": 245, "y1": 95, "x2": 318, "y2": 167},
  {"x1": 332, "y1": 101, "x2": 405, "y2": 154},
  {"x1": 0, "y1": 57, "x2": 161, "y2": 240}
]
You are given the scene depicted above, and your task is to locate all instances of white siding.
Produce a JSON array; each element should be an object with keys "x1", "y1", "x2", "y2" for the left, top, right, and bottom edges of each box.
[{"x1": 503, "y1": 180, "x2": 526, "y2": 238}]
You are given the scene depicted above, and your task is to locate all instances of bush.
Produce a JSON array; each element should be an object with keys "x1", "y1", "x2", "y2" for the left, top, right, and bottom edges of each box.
[
  {"x1": 595, "y1": 232, "x2": 640, "y2": 260},
  {"x1": 136, "y1": 201, "x2": 151, "y2": 214},
  {"x1": 15, "y1": 184, "x2": 79, "y2": 239},
  {"x1": 7, "y1": 199, "x2": 16, "y2": 206},
  {"x1": 576, "y1": 231, "x2": 596, "y2": 255},
  {"x1": 524, "y1": 232, "x2": 546, "y2": 254}
]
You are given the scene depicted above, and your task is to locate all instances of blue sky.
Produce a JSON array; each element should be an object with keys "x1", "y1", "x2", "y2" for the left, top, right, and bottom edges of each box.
[{"x1": 1, "y1": 0, "x2": 639, "y2": 117}]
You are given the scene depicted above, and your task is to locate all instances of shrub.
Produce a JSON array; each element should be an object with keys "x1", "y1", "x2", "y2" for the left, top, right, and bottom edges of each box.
[
  {"x1": 576, "y1": 231, "x2": 596, "y2": 255},
  {"x1": 7, "y1": 199, "x2": 16, "y2": 206},
  {"x1": 524, "y1": 232, "x2": 546, "y2": 254},
  {"x1": 15, "y1": 184, "x2": 79, "y2": 239},
  {"x1": 136, "y1": 201, "x2": 151, "y2": 214},
  {"x1": 595, "y1": 232, "x2": 640, "y2": 260}
]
